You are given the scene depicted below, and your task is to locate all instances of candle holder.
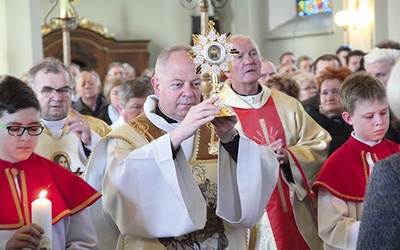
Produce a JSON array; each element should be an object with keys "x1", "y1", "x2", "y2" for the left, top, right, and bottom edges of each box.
[
  {"x1": 44, "y1": 0, "x2": 80, "y2": 31},
  {"x1": 189, "y1": 20, "x2": 238, "y2": 117},
  {"x1": 44, "y1": 0, "x2": 80, "y2": 67}
]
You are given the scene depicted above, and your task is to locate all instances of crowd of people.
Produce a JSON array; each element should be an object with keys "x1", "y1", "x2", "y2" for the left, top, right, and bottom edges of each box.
[{"x1": 1, "y1": 35, "x2": 400, "y2": 250}]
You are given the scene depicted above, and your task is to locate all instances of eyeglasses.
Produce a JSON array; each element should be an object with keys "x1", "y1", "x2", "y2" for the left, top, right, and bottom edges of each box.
[
  {"x1": 35, "y1": 86, "x2": 72, "y2": 98},
  {"x1": 0, "y1": 123, "x2": 44, "y2": 136}
]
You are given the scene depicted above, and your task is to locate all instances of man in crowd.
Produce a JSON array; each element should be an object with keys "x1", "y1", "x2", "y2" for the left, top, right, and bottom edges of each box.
[
  {"x1": 346, "y1": 49, "x2": 366, "y2": 72},
  {"x1": 73, "y1": 69, "x2": 111, "y2": 124},
  {"x1": 111, "y1": 76, "x2": 154, "y2": 129},
  {"x1": 335, "y1": 45, "x2": 352, "y2": 67},
  {"x1": 122, "y1": 62, "x2": 136, "y2": 80},
  {"x1": 259, "y1": 57, "x2": 277, "y2": 85},
  {"x1": 219, "y1": 35, "x2": 331, "y2": 250},
  {"x1": 312, "y1": 53, "x2": 341, "y2": 77},
  {"x1": 279, "y1": 51, "x2": 297, "y2": 66},
  {"x1": 104, "y1": 62, "x2": 127, "y2": 84}
]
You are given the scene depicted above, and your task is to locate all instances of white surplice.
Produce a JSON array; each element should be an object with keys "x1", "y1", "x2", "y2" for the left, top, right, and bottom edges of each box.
[{"x1": 86, "y1": 95, "x2": 279, "y2": 249}]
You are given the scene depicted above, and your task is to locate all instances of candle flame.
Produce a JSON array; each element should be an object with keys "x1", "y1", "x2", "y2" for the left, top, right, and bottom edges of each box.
[{"x1": 39, "y1": 190, "x2": 48, "y2": 198}]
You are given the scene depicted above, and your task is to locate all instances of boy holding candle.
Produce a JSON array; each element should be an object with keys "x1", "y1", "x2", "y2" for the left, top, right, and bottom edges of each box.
[
  {"x1": 312, "y1": 72, "x2": 400, "y2": 249},
  {"x1": 0, "y1": 76, "x2": 101, "y2": 249}
]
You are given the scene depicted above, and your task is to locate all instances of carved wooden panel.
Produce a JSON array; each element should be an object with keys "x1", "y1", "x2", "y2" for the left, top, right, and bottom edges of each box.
[{"x1": 42, "y1": 26, "x2": 150, "y2": 81}]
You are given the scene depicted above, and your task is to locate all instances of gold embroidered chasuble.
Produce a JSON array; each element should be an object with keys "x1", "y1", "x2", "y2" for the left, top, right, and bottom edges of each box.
[
  {"x1": 35, "y1": 113, "x2": 110, "y2": 177},
  {"x1": 115, "y1": 115, "x2": 227, "y2": 249},
  {"x1": 87, "y1": 114, "x2": 234, "y2": 250}
]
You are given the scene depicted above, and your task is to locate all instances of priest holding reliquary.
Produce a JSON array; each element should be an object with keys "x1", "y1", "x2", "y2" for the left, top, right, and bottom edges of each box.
[{"x1": 85, "y1": 22, "x2": 279, "y2": 249}]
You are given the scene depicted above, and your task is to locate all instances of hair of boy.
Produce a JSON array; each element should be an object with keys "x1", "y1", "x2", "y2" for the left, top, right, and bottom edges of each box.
[
  {"x1": 339, "y1": 72, "x2": 387, "y2": 115},
  {"x1": 316, "y1": 66, "x2": 353, "y2": 93},
  {"x1": 0, "y1": 75, "x2": 41, "y2": 118},
  {"x1": 28, "y1": 57, "x2": 74, "y2": 88},
  {"x1": 118, "y1": 77, "x2": 154, "y2": 107}
]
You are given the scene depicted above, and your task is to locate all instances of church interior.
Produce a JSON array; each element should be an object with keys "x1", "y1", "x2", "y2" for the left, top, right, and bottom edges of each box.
[
  {"x1": 1, "y1": 1, "x2": 400, "y2": 249},
  {"x1": 1, "y1": 0, "x2": 399, "y2": 78}
]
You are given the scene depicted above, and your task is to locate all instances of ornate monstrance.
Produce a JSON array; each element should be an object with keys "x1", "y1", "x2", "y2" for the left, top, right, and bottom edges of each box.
[{"x1": 189, "y1": 20, "x2": 238, "y2": 117}]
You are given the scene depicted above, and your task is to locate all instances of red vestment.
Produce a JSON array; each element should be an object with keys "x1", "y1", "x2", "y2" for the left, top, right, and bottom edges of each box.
[
  {"x1": 0, "y1": 153, "x2": 101, "y2": 230},
  {"x1": 312, "y1": 136, "x2": 400, "y2": 202},
  {"x1": 220, "y1": 83, "x2": 330, "y2": 250},
  {"x1": 233, "y1": 97, "x2": 309, "y2": 250}
]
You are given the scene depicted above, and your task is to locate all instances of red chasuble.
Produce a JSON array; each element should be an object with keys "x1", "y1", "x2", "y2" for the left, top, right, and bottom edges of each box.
[
  {"x1": 233, "y1": 98, "x2": 309, "y2": 250},
  {"x1": 0, "y1": 153, "x2": 101, "y2": 230},
  {"x1": 312, "y1": 136, "x2": 400, "y2": 202}
]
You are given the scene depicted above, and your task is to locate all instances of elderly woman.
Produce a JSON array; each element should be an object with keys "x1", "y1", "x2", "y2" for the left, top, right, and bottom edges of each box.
[
  {"x1": 292, "y1": 71, "x2": 318, "y2": 102},
  {"x1": 103, "y1": 77, "x2": 125, "y2": 125},
  {"x1": 265, "y1": 74, "x2": 299, "y2": 99},
  {"x1": 308, "y1": 66, "x2": 353, "y2": 155}
]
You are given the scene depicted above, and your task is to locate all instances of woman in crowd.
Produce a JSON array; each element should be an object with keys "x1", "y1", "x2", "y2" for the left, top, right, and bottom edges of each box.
[
  {"x1": 308, "y1": 66, "x2": 353, "y2": 155},
  {"x1": 292, "y1": 72, "x2": 318, "y2": 103},
  {"x1": 297, "y1": 55, "x2": 313, "y2": 73},
  {"x1": 265, "y1": 74, "x2": 299, "y2": 99},
  {"x1": 103, "y1": 77, "x2": 124, "y2": 125}
]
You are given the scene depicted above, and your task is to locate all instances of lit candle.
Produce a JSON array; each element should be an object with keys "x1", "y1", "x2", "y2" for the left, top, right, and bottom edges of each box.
[
  {"x1": 32, "y1": 190, "x2": 52, "y2": 249},
  {"x1": 60, "y1": 0, "x2": 69, "y2": 18}
]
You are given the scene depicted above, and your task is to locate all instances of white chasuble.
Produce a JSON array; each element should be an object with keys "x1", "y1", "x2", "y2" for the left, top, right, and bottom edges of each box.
[
  {"x1": 35, "y1": 128, "x2": 89, "y2": 176},
  {"x1": 87, "y1": 95, "x2": 278, "y2": 250}
]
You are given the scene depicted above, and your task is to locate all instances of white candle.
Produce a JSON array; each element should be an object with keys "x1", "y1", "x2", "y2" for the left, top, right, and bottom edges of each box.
[
  {"x1": 60, "y1": 0, "x2": 69, "y2": 18},
  {"x1": 32, "y1": 190, "x2": 52, "y2": 249}
]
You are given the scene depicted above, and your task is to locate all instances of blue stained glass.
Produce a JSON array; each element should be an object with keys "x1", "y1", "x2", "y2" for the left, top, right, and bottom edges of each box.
[{"x1": 297, "y1": 0, "x2": 333, "y2": 16}]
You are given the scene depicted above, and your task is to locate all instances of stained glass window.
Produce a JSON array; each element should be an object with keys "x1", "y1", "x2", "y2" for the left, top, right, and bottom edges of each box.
[{"x1": 297, "y1": 0, "x2": 333, "y2": 16}]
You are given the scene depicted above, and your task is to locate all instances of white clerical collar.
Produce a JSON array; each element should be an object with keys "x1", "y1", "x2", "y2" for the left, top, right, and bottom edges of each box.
[
  {"x1": 237, "y1": 91, "x2": 264, "y2": 108},
  {"x1": 351, "y1": 132, "x2": 381, "y2": 147},
  {"x1": 41, "y1": 117, "x2": 68, "y2": 139},
  {"x1": 42, "y1": 117, "x2": 67, "y2": 130}
]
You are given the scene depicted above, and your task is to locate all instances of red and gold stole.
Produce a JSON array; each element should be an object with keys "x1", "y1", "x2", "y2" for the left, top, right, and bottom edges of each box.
[{"x1": 233, "y1": 97, "x2": 309, "y2": 250}]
